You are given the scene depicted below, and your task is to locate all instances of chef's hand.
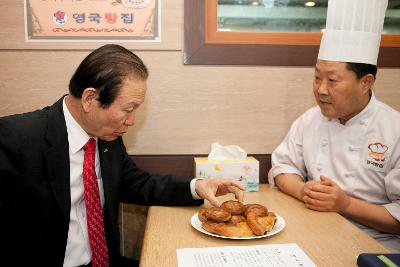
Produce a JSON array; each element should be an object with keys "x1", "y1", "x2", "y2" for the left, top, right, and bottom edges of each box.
[
  {"x1": 302, "y1": 176, "x2": 351, "y2": 212},
  {"x1": 195, "y1": 179, "x2": 245, "y2": 207},
  {"x1": 298, "y1": 179, "x2": 320, "y2": 201}
]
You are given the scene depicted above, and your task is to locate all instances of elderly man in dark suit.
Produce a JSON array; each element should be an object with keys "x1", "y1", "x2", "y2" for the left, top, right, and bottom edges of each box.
[{"x1": 0, "y1": 44, "x2": 244, "y2": 267}]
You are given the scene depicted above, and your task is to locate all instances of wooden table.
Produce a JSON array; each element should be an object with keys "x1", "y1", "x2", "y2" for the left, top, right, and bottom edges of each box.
[{"x1": 140, "y1": 185, "x2": 388, "y2": 267}]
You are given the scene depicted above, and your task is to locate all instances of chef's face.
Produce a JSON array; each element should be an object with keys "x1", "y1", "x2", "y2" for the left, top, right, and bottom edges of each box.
[{"x1": 313, "y1": 60, "x2": 373, "y2": 123}]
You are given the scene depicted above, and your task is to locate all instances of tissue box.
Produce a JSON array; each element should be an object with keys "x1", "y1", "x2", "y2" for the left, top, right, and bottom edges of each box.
[{"x1": 194, "y1": 156, "x2": 259, "y2": 192}]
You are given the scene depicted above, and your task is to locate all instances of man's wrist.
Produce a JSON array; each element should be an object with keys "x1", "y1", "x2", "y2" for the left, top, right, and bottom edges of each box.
[{"x1": 190, "y1": 178, "x2": 203, "y2": 199}]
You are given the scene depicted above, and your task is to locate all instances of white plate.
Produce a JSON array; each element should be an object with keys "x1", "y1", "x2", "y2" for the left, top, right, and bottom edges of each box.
[{"x1": 190, "y1": 212, "x2": 286, "y2": 240}]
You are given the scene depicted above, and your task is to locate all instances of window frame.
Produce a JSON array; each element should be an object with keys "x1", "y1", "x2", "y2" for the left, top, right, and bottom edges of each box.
[{"x1": 184, "y1": 0, "x2": 400, "y2": 66}]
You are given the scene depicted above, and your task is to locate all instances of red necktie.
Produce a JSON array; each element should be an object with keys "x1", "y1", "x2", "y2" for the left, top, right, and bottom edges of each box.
[{"x1": 83, "y1": 138, "x2": 109, "y2": 267}]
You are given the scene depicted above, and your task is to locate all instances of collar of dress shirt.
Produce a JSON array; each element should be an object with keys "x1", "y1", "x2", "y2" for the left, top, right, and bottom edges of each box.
[{"x1": 62, "y1": 96, "x2": 97, "y2": 154}]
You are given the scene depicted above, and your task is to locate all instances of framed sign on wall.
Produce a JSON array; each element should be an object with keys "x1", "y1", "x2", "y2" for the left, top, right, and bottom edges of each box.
[{"x1": 24, "y1": 0, "x2": 160, "y2": 42}]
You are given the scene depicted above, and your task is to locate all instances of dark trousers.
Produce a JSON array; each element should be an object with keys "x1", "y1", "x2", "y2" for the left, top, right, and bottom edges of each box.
[{"x1": 119, "y1": 256, "x2": 139, "y2": 267}]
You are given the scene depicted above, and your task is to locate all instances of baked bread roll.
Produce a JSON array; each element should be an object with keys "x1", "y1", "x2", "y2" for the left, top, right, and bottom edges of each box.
[
  {"x1": 259, "y1": 212, "x2": 277, "y2": 232},
  {"x1": 198, "y1": 201, "x2": 277, "y2": 237},
  {"x1": 198, "y1": 208, "x2": 209, "y2": 222},
  {"x1": 246, "y1": 211, "x2": 277, "y2": 235},
  {"x1": 221, "y1": 200, "x2": 245, "y2": 215},
  {"x1": 202, "y1": 220, "x2": 253, "y2": 237},
  {"x1": 205, "y1": 207, "x2": 231, "y2": 222},
  {"x1": 244, "y1": 204, "x2": 268, "y2": 217},
  {"x1": 229, "y1": 215, "x2": 246, "y2": 224}
]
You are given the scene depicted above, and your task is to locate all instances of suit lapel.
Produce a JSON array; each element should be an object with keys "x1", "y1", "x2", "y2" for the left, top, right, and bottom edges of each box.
[{"x1": 45, "y1": 97, "x2": 71, "y2": 224}]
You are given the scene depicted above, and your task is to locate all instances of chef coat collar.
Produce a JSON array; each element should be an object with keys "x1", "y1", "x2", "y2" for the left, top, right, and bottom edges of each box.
[{"x1": 324, "y1": 91, "x2": 377, "y2": 127}]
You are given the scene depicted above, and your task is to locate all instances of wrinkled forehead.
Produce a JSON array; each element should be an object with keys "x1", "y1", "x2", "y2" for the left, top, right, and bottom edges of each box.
[{"x1": 115, "y1": 77, "x2": 147, "y2": 105}]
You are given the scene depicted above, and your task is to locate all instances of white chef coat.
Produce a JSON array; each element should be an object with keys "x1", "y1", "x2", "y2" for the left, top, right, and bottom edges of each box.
[{"x1": 268, "y1": 92, "x2": 400, "y2": 252}]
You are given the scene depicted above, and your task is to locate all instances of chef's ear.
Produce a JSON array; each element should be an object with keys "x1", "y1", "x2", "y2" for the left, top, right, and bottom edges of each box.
[{"x1": 361, "y1": 74, "x2": 375, "y2": 94}]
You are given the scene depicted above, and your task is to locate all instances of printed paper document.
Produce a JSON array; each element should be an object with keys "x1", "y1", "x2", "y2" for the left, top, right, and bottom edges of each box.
[{"x1": 177, "y1": 243, "x2": 316, "y2": 267}]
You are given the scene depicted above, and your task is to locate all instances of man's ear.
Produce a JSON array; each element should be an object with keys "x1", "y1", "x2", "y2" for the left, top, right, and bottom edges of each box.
[
  {"x1": 81, "y1": 88, "x2": 98, "y2": 112},
  {"x1": 361, "y1": 74, "x2": 375, "y2": 94}
]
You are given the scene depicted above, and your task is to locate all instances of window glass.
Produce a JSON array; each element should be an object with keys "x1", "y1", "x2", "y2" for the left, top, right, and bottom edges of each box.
[{"x1": 217, "y1": 0, "x2": 400, "y2": 34}]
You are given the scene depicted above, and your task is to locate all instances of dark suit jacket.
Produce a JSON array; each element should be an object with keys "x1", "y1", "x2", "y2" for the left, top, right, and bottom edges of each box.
[{"x1": 0, "y1": 97, "x2": 202, "y2": 266}]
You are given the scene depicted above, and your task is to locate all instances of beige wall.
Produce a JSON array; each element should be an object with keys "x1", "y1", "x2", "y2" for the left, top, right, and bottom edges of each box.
[{"x1": 1, "y1": 0, "x2": 399, "y2": 155}]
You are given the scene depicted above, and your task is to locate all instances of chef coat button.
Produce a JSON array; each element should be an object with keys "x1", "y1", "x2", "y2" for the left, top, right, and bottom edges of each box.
[
  {"x1": 349, "y1": 146, "x2": 359, "y2": 151},
  {"x1": 360, "y1": 120, "x2": 366, "y2": 125},
  {"x1": 317, "y1": 166, "x2": 322, "y2": 171},
  {"x1": 344, "y1": 172, "x2": 353, "y2": 178}
]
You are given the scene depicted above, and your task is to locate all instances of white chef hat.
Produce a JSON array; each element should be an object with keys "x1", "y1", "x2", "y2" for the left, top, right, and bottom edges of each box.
[{"x1": 318, "y1": 0, "x2": 388, "y2": 65}]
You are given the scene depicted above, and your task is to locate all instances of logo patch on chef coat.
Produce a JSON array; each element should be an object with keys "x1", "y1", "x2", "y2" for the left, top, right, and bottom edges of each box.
[{"x1": 366, "y1": 142, "x2": 388, "y2": 169}]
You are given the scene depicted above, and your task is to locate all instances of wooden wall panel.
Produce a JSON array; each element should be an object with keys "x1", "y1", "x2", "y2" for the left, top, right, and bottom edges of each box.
[
  {"x1": 1, "y1": 50, "x2": 399, "y2": 155},
  {"x1": 0, "y1": 0, "x2": 182, "y2": 50}
]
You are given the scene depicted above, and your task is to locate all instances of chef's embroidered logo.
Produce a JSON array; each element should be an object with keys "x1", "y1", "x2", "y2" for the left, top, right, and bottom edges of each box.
[{"x1": 367, "y1": 142, "x2": 388, "y2": 169}]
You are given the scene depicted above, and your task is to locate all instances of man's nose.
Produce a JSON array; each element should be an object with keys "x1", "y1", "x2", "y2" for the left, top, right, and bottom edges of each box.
[
  {"x1": 317, "y1": 79, "x2": 329, "y2": 95},
  {"x1": 125, "y1": 111, "x2": 135, "y2": 126}
]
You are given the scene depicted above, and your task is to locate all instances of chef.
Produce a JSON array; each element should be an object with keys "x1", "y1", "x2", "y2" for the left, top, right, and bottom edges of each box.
[{"x1": 268, "y1": 0, "x2": 400, "y2": 252}]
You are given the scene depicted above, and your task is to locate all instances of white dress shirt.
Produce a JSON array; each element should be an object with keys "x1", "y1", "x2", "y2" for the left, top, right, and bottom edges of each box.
[
  {"x1": 268, "y1": 93, "x2": 400, "y2": 252},
  {"x1": 62, "y1": 97, "x2": 105, "y2": 267},
  {"x1": 61, "y1": 97, "x2": 201, "y2": 266}
]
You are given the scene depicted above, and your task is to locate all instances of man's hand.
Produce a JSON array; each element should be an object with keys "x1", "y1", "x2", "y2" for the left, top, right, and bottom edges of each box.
[
  {"x1": 195, "y1": 179, "x2": 245, "y2": 207},
  {"x1": 302, "y1": 176, "x2": 351, "y2": 213},
  {"x1": 298, "y1": 180, "x2": 320, "y2": 200}
]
